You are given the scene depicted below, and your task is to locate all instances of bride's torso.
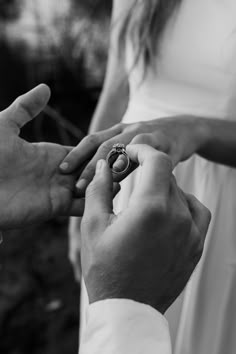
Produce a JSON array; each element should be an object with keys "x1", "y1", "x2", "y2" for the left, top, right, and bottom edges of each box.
[{"x1": 123, "y1": 0, "x2": 236, "y2": 122}]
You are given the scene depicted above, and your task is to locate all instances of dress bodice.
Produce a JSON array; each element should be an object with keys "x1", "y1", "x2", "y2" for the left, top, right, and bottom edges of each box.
[{"x1": 125, "y1": 0, "x2": 236, "y2": 120}]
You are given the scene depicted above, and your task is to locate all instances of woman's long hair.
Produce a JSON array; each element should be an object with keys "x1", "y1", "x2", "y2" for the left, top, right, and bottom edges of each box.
[{"x1": 119, "y1": 0, "x2": 182, "y2": 71}]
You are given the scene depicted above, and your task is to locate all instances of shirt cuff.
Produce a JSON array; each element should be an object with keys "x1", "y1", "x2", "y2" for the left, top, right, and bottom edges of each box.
[{"x1": 79, "y1": 298, "x2": 171, "y2": 354}]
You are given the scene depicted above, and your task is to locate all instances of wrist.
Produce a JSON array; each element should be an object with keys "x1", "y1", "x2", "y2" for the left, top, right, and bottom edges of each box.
[{"x1": 87, "y1": 286, "x2": 174, "y2": 315}]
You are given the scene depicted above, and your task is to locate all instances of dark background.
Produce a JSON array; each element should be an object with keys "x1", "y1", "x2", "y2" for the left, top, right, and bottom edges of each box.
[{"x1": 0, "y1": 1, "x2": 112, "y2": 353}]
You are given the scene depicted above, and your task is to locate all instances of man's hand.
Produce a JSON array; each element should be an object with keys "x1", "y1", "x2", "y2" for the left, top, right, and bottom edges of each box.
[
  {"x1": 0, "y1": 84, "x2": 83, "y2": 229},
  {"x1": 81, "y1": 145, "x2": 211, "y2": 314}
]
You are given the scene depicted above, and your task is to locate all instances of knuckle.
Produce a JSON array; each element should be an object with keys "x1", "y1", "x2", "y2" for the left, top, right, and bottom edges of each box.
[
  {"x1": 131, "y1": 133, "x2": 150, "y2": 144},
  {"x1": 113, "y1": 122, "x2": 124, "y2": 131},
  {"x1": 142, "y1": 197, "x2": 169, "y2": 220},
  {"x1": 98, "y1": 141, "x2": 112, "y2": 155},
  {"x1": 125, "y1": 122, "x2": 144, "y2": 134},
  {"x1": 148, "y1": 151, "x2": 172, "y2": 170},
  {"x1": 84, "y1": 133, "x2": 99, "y2": 147},
  {"x1": 157, "y1": 150, "x2": 172, "y2": 164},
  {"x1": 15, "y1": 98, "x2": 32, "y2": 117},
  {"x1": 137, "y1": 198, "x2": 170, "y2": 227},
  {"x1": 152, "y1": 131, "x2": 170, "y2": 153},
  {"x1": 158, "y1": 152, "x2": 172, "y2": 170}
]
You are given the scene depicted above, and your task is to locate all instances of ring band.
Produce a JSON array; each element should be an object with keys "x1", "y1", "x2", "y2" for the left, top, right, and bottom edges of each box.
[{"x1": 106, "y1": 143, "x2": 130, "y2": 175}]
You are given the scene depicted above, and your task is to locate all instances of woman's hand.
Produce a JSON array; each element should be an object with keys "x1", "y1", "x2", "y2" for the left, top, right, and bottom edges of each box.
[{"x1": 60, "y1": 116, "x2": 208, "y2": 194}]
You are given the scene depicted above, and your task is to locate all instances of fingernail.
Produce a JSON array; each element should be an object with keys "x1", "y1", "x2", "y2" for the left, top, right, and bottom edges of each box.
[
  {"x1": 60, "y1": 162, "x2": 69, "y2": 171},
  {"x1": 96, "y1": 159, "x2": 105, "y2": 174},
  {"x1": 76, "y1": 179, "x2": 87, "y2": 191}
]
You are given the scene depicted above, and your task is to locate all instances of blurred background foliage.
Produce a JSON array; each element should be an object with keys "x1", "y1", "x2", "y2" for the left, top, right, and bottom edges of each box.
[
  {"x1": 0, "y1": 1, "x2": 112, "y2": 353},
  {"x1": 0, "y1": 0, "x2": 112, "y2": 143}
]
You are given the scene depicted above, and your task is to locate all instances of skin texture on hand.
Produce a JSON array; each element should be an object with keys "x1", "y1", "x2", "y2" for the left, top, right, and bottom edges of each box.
[
  {"x1": 81, "y1": 144, "x2": 211, "y2": 314},
  {"x1": 0, "y1": 84, "x2": 84, "y2": 229},
  {"x1": 60, "y1": 116, "x2": 207, "y2": 195}
]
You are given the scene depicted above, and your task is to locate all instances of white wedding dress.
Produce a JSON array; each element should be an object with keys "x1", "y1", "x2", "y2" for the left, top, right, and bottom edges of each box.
[{"x1": 80, "y1": 1, "x2": 236, "y2": 353}]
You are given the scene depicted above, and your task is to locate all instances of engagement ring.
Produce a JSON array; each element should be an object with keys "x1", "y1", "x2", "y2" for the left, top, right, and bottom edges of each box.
[{"x1": 106, "y1": 143, "x2": 130, "y2": 175}]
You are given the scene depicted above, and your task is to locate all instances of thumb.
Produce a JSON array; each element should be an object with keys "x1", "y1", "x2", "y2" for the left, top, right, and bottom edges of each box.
[
  {"x1": 2, "y1": 84, "x2": 51, "y2": 133},
  {"x1": 83, "y1": 159, "x2": 114, "y2": 224}
]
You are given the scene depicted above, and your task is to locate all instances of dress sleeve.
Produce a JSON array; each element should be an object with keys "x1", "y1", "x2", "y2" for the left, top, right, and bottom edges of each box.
[{"x1": 79, "y1": 298, "x2": 172, "y2": 354}]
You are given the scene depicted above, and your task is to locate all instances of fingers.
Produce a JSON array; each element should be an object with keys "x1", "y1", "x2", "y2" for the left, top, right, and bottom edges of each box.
[
  {"x1": 79, "y1": 131, "x2": 172, "y2": 195},
  {"x1": 112, "y1": 154, "x2": 129, "y2": 173},
  {"x1": 83, "y1": 159, "x2": 114, "y2": 225},
  {"x1": 62, "y1": 130, "x2": 139, "y2": 195},
  {"x1": 185, "y1": 193, "x2": 211, "y2": 241},
  {"x1": 63, "y1": 180, "x2": 119, "y2": 217},
  {"x1": 59, "y1": 124, "x2": 123, "y2": 173},
  {"x1": 130, "y1": 132, "x2": 156, "y2": 147},
  {"x1": 126, "y1": 144, "x2": 173, "y2": 200},
  {"x1": 2, "y1": 84, "x2": 51, "y2": 133},
  {"x1": 73, "y1": 180, "x2": 120, "y2": 199}
]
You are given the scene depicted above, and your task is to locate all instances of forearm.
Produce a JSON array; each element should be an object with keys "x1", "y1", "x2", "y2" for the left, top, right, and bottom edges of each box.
[
  {"x1": 89, "y1": 80, "x2": 129, "y2": 133},
  {"x1": 197, "y1": 118, "x2": 236, "y2": 167},
  {"x1": 89, "y1": 0, "x2": 130, "y2": 134}
]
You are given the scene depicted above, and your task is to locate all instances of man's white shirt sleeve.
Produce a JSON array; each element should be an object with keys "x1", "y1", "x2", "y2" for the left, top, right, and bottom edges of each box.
[{"x1": 79, "y1": 299, "x2": 171, "y2": 354}]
